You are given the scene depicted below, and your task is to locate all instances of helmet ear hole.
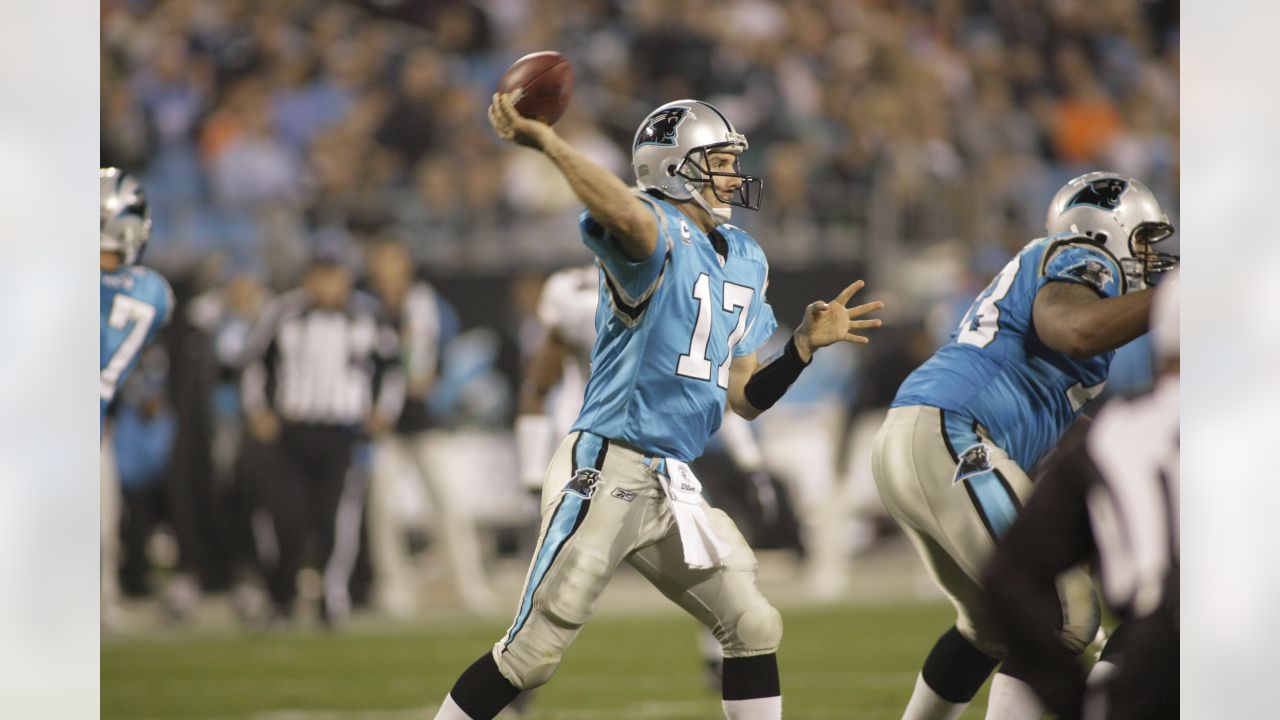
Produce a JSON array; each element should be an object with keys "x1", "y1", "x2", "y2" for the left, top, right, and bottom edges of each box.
[{"x1": 666, "y1": 164, "x2": 677, "y2": 176}]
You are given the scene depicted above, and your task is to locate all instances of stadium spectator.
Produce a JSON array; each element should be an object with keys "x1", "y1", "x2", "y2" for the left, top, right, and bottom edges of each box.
[{"x1": 100, "y1": 0, "x2": 1177, "y2": 275}]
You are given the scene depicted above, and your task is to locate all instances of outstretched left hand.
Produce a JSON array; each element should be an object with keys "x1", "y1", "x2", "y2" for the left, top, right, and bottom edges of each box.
[{"x1": 794, "y1": 279, "x2": 885, "y2": 362}]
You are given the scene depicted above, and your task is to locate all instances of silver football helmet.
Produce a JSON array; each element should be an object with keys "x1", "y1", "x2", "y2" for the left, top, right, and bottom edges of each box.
[
  {"x1": 1045, "y1": 172, "x2": 1178, "y2": 291},
  {"x1": 101, "y1": 167, "x2": 152, "y2": 266},
  {"x1": 631, "y1": 99, "x2": 762, "y2": 224}
]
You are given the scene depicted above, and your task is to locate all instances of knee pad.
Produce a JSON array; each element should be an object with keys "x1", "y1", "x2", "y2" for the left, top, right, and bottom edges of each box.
[
  {"x1": 727, "y1": 603, "x2": 783, "y2": 655},
  {"x1": 493, "y1": 606, "x2": 577, "y2": 691},
  {"x1": 494, "y1": 646, "x2": 558, "y2": 690},
  {"x1": 540, "y1": 547, "x2": 611, "y2": 626},
  {"x1": 509, "y1": 651, "x2": 559, "y2": 690}
]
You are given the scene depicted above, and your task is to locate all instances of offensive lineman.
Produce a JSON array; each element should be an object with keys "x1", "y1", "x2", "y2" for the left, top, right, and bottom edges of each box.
[
  {"x1": 871, "y1": 172, "x2": 1179, "y2": 719},
  {"x1": 430, "y1": 95, "x2": 884, "y2": 720}
]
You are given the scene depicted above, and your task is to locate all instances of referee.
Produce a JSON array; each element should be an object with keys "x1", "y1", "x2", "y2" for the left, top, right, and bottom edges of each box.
[{"x1": 242, "y1": 252, "x2": 404, "y2": 624}]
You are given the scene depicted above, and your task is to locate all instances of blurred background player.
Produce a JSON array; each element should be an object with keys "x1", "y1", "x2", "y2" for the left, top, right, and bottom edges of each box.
[
  {"x1": 108, "y1": 348, "x2": 178, "y2": 603},
  {"x1": 985, "y1": 272, "x2": 1179, "y2": 720},
  {"x1": 240, "y1": 250, "x2": 405, "y2": 625},
  {"x1": 750, "y1": 324, "x2": 860, "y2": 600},
  {"x1": 101, "y1": 167, "x2": 174, "y2": 425},
  {"x1": 871, "y1": 172, "x2": 1178, "y2": 720},
  {"x1": 184, "y1": 269, "x2": 275, "y2": 622},
  {"x1": 361, "y1": 238, "x2": 498, "y2": 616},
  {"x1": 432, "y1": 91, "x2": 883, "y2": 720},
  {"x1": 101, "y1": 167, "x2": 174, "y2": 623}
]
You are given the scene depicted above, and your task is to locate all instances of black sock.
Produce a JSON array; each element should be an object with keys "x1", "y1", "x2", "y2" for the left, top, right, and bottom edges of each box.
[
  {"x1": 921, "y1": 626, "x2": 1000, "y2": 703},
  {"x1": 722, "y1": 653, "x2": 781, "y2": 701},
  {"x1": 449, "y1": 652, "x2": 521, "y2": 719}
]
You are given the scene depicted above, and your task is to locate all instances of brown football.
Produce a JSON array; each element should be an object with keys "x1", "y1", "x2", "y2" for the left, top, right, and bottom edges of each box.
[{"x1": 496, "y1": 51, "x2": 573, "y2": 125}]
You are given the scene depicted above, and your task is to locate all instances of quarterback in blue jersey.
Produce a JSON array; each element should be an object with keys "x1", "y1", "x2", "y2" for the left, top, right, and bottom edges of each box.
[
  {"x1": 872, "y1": 172, "x2": 1178, "y2": 720},
  {"x1": 428, "y1": 96, "x2": 883, "y2": 720},
  {"x1": 100, "y1": 168, "x2": 173, "y2": 427}
]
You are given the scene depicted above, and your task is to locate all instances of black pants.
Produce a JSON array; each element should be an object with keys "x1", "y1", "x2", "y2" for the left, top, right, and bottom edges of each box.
[
  {"x1": 1096, "y1": 604, "x2": 1179, "y2": 719},
  {"x1": 258, "y1": 423, "x2": 360, "y2": 612},
  {"x1": 118, "y1": 482, "x2": 165, "y2": 598}
]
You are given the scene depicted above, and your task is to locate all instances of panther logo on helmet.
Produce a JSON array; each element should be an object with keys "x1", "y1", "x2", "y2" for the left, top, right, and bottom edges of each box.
[
  {"x1": 635, "y1": 107, "x2": 689, "y2": 149},
  {"x1": 1065, "y1": 177, "x2": 1127, "y2": 211}
]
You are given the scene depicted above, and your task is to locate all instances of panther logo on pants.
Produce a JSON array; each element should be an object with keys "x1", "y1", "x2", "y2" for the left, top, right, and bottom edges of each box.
[
  {"x1": 953, "y1": 443, "x2": 993, "y2": 485},
  {"x1": 564, "y1": 468, "x2": 602, "y2": 499}
]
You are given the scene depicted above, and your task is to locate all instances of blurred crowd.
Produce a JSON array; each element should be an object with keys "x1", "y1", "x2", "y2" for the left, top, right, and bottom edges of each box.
[
  {"x1": 100, "y1": 0, "x2": 1178, "y2": 627},
  {"x1": 102, "y1": 0, "x2": 1178, "y2": 282}
]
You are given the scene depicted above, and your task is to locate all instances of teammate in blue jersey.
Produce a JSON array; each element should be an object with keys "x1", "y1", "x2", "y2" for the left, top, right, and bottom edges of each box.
[
  {"x1": 100, "y1": 168, "x2": 173, "y2": 428},
  {"x1": 428, "y1": 96, "x2": 884, "y2": 720},
  {"x1": 871, "y1": 172, "x2": 1179, "y2": 720}
]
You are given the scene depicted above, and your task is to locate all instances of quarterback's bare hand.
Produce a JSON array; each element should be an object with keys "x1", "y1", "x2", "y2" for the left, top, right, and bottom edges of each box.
[
  {"x1": 794, "y1": 280, "x2": 885, "y2": 361},
  {"x1": 488, "y1": 91, "x2": 553, "y2": 149}
]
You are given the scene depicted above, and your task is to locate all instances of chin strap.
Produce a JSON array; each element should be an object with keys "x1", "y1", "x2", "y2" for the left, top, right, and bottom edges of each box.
[{"x1": 684, "y1": 180, "x2": 730, "y2": 226}]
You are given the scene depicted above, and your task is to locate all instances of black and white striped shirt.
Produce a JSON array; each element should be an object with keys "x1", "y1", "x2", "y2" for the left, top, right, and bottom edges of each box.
[{"x1": 242, "y1": 289, "x2": 404, "y2": 427}]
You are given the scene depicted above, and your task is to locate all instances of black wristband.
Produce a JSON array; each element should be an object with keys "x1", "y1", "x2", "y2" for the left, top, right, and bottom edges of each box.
[{"x1": 743, "y1": 336, "x2": 810, "y2": 412}]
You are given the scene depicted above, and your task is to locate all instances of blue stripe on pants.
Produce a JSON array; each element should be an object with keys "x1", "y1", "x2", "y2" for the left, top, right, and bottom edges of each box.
[
  {"x1": 503, "y1": 493, "x2": 586, "y2": 646},
  {"x1": 502, "y1": 431, "x2": 607, "y2": 647},
  {"x1": 941, "y1": 410, "x2": 1019, "y2": 540}
]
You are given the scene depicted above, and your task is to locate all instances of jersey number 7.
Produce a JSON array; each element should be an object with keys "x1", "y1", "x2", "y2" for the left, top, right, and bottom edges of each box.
[{"x1": 101, "y1": 294, "x2": 157, "y2": 400}]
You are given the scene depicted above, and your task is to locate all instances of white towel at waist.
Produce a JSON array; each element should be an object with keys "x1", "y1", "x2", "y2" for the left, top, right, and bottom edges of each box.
[{"x1": 660, "y1": 458, "x2": 732, "y2": 569}]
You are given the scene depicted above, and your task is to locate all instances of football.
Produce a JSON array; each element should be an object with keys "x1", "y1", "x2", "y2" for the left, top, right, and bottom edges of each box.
[{"x1": 496, "y1": 50, "x2": 573, "y2": 125}]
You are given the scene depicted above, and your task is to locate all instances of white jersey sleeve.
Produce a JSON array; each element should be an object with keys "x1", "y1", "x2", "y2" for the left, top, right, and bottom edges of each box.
[{"x1": 536, "y1": 265, "x2": 601, "y2": 363}]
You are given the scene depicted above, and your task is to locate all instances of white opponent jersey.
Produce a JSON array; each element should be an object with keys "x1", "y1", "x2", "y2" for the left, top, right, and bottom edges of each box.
[
  {"x1": 1086, "y1": 376, "x2": 1179, "y2": 618},
  {"x1": 537, "y1": 265, "x2": 600, "y2": 438}
]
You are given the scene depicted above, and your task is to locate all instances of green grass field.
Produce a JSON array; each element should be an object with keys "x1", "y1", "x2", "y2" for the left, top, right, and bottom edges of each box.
[{"x1": 103, "y1": 600, "x2": 992, "y2": 719}]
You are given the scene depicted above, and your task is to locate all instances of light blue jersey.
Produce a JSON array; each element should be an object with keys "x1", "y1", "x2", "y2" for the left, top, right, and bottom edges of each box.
[
  {"x1": 101, "y1": 265, "x2": 173, "y2": 422},
  {"x1": 893, "y1": 235, "x2": 1124, "y2": 469},
  {"x1": 572, "y1": 194, "x2": 778, "y2": 461}
]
